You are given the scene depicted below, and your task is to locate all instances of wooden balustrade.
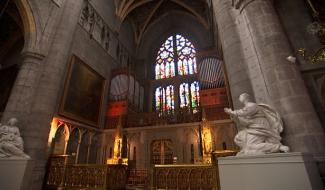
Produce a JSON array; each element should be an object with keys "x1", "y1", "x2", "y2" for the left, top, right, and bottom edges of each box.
[
  {"x1": 151, "y1": 164, "x2": 219, "y2": 190},
  {"x1": 45, "y1": 156, "x2": 127, "y2": 190}
]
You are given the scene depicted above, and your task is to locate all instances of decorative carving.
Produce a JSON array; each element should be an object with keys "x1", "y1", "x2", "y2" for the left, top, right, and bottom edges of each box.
[
  {"x1": 0, "y1": 118, "x2": 30, "y2": 159},
  {"x1": 305, "y1": 0, "x2": 325, "y2": 44},
  {"x1": 298, "y1": 47, "x2": 325, "y2": 64},
  {"x1": 79, "y1": 1, "x2": 111, "y2": 52},
  {"x1": 224, "y1": 93, "x2": 290, "y2": 156},
  {"x1": 152, "y1": 165, "x2": 218, "y2": 189},
  {"x1": 116, "y1": 42, "x2": 130, "y2": 66}
]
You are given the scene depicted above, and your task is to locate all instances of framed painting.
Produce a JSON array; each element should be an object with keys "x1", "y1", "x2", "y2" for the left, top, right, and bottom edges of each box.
[{"x1": 59, "y1": 55, "x2": 105, "y2": 127}]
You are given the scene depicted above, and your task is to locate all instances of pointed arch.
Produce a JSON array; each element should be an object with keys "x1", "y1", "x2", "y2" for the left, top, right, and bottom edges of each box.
[{"x1": 13, "y1": 0, "x2": 40, "y2": 54}]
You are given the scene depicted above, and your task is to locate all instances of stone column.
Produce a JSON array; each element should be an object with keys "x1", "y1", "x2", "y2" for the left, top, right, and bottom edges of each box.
[
  {"x1": 211, "y1": 0, "x2": 255, "y2": 108},
  {"x1": 213, "y1": 0, "x2": 325, "y2": 154},
  {"x1": 1, "y1": 51, "x2": 44, "y2": 122},
  {"x1": 2, "y1": 0, "x2": 85, "y2": 189}
]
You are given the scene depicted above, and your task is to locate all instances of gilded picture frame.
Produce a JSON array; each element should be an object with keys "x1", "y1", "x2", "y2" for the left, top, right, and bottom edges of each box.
[{"x1": 59, "y1": 55, "x2": 105, "y2": 127}]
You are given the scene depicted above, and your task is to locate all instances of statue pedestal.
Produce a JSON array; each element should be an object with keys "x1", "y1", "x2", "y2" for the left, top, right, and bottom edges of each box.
[
  {"x1": 218, "y1": 152, "x2": 324, "y2": 190},
  {"x1": 0, "y1": 158, "x2": 34, "y2": 190}
]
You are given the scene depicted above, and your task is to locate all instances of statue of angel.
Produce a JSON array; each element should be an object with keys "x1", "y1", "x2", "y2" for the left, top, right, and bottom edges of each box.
[{"x1": 224, "y1": 93, "x2": 289, "y2": 156}]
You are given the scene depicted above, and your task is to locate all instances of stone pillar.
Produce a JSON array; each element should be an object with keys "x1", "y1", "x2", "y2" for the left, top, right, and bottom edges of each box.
[
  {"x1": 2, "y1": 0, "x2": 85, "y2": 189},
  {"x1": 211, "y1": 0, "x2": 255, "y2": 108},
  {"x1": 213, "y1": 0, "x2": 325, "y2": 154},
  {"x1": 1, "y1": 51, "x2": 44, "y2": 122}
]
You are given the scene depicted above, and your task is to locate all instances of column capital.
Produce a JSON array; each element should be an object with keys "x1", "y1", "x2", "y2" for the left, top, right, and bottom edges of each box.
[
  {"x1": 233, "y1": 0, "x2": 272, "y2": 12},
  {"x1": 21, "y1": 51, "x2": 45, "y2": 61}
]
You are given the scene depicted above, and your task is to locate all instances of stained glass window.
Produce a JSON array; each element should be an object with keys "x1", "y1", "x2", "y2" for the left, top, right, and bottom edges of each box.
[
  {"x1": 166, "y1": 85, "x2": 175, "y2": 113},
  {"x1": 155, "y1": 87, "x2": 165, "y2": 113},
  {"x1": 155, "y1": 36, "x2": 175, "y2": 79},
  {"x1": 155, "y1": 34, "x2": 196, "y2": 79},
  {"x1": 180, "y1": 83, "x2": 190, "y2": 108},
  {"x1": 179, "y1": 82, "x2": 200, "y2": 112},
  {"x1": 190, "y1": 81, "x2": 200, "y2": 113},
  {"x1": 155, "y1": 86, "x2": 174, "y2": 114},
  {"x1": 154, "y1": 34, "x2": 199, "y2": 114},
  {"x1": 176, "y1": 35, "x2": 197, "y2": 75}
]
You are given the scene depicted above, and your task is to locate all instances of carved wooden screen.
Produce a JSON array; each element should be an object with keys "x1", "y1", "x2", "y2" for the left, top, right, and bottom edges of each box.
[{"x1": 151, "y1": 140, "x2": 173, "y2": 165}]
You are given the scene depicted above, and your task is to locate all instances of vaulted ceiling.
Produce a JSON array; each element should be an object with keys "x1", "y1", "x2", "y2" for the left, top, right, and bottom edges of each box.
[{"x1": 114, "y1": 0, "x2": 211, "y2": 44}]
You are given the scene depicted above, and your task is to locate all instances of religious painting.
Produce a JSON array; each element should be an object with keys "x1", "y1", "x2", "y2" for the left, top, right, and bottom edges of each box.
[{"x1": 59, "y1": 55, "x2": 105, "y2": 127}]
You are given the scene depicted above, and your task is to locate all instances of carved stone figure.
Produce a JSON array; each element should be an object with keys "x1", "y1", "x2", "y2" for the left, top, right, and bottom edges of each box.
[
  {"x1": 0, "y1": 118, "x2": 30, "y2": 159},
  {"x1": 224, "y1": 93, "x2": 289, "y2": 156}
]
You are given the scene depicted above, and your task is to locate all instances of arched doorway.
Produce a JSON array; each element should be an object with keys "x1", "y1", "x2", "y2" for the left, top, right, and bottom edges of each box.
[
  {"x1": 0, "y1": 1, "x2": 24, "y2": 119},
  {"x1": 151, "y1": 139, "x2": 173, "y2": 165}
]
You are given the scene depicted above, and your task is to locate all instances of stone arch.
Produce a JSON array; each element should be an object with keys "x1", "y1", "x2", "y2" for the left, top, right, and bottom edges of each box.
[
  {"x1": 52, "y1": 123, "x2": 70, "y2": 155},
  {"x1": 78, "y1": 131, "x2": 93, "y2": 164},
  {"x1": 66, "y1": 127, "x2": 81, "y2": 156},
  {"x1": 13, "y1": 0, "x2": 41, "y2": 54},
  {"x1": 88, "y1": 133, "x2": 101, "y2": 164}
]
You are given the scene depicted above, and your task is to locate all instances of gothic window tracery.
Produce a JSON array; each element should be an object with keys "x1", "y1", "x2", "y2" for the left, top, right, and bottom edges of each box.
[{"x1": 154, "y1": 34, "x2": 199, "y2": 114}]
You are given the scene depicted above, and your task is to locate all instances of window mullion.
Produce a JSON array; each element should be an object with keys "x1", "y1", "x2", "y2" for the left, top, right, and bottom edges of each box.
[{"x1": 173, "y1": 35, "x2": 178, "y2": 76}]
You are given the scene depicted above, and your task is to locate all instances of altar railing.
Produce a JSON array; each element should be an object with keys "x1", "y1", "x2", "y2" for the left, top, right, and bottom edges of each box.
[
  {"x1": 45, "y1": 156, "x2": 127, "y2": 190},
  {"x1": 151, "y1": 164, "x2": 219, "y2": 190}
]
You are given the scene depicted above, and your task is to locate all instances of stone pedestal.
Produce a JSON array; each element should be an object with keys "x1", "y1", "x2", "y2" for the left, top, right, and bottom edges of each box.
[
  {"x1": 218, "y1": 152, "x2": 324, "y2": 190},
  {"x1": 0, "y1": 158, "x2": 34, "y2": 190}
]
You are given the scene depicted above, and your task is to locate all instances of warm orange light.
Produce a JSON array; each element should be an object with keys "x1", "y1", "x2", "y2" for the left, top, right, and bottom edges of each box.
[
  {"x1": 201, "y1": 122, "x2": 213, "y2": 163},
  {"x1": 113, "y1": 137, "x2": 122, "y2": 159},
  {"x1": 48, "y1": 118, "x2": 59, "y2": 144}
]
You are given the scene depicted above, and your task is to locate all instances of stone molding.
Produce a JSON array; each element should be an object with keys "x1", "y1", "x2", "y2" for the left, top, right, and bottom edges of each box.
[
  {"x1": 232, "y1": 0, "x2": 260, "y2": 12},
  {"x1": 21, "y1": 51, "x2": 45, "y2": 61}
]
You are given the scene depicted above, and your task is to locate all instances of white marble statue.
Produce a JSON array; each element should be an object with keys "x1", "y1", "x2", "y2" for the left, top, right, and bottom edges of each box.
[
  {"x1": 0, "y1": 118, "x2": 30, "y2": 159},
  {"x1": 224, "y1": 93, "x2": 289, "y2": 156}
]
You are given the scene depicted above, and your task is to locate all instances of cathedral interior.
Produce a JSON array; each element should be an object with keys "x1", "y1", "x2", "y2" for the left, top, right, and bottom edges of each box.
[{"x1": 0, "y1": 0, "x2": 325, "y2": 190}]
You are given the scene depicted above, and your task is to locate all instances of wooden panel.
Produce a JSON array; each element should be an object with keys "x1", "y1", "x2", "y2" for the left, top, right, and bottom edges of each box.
[
  {"x1": 107, "y1": 101, "x2": 128, "y2": 117},
  {"x1": 200, "y1": 88, "x2": 228, "y2": 107}
]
